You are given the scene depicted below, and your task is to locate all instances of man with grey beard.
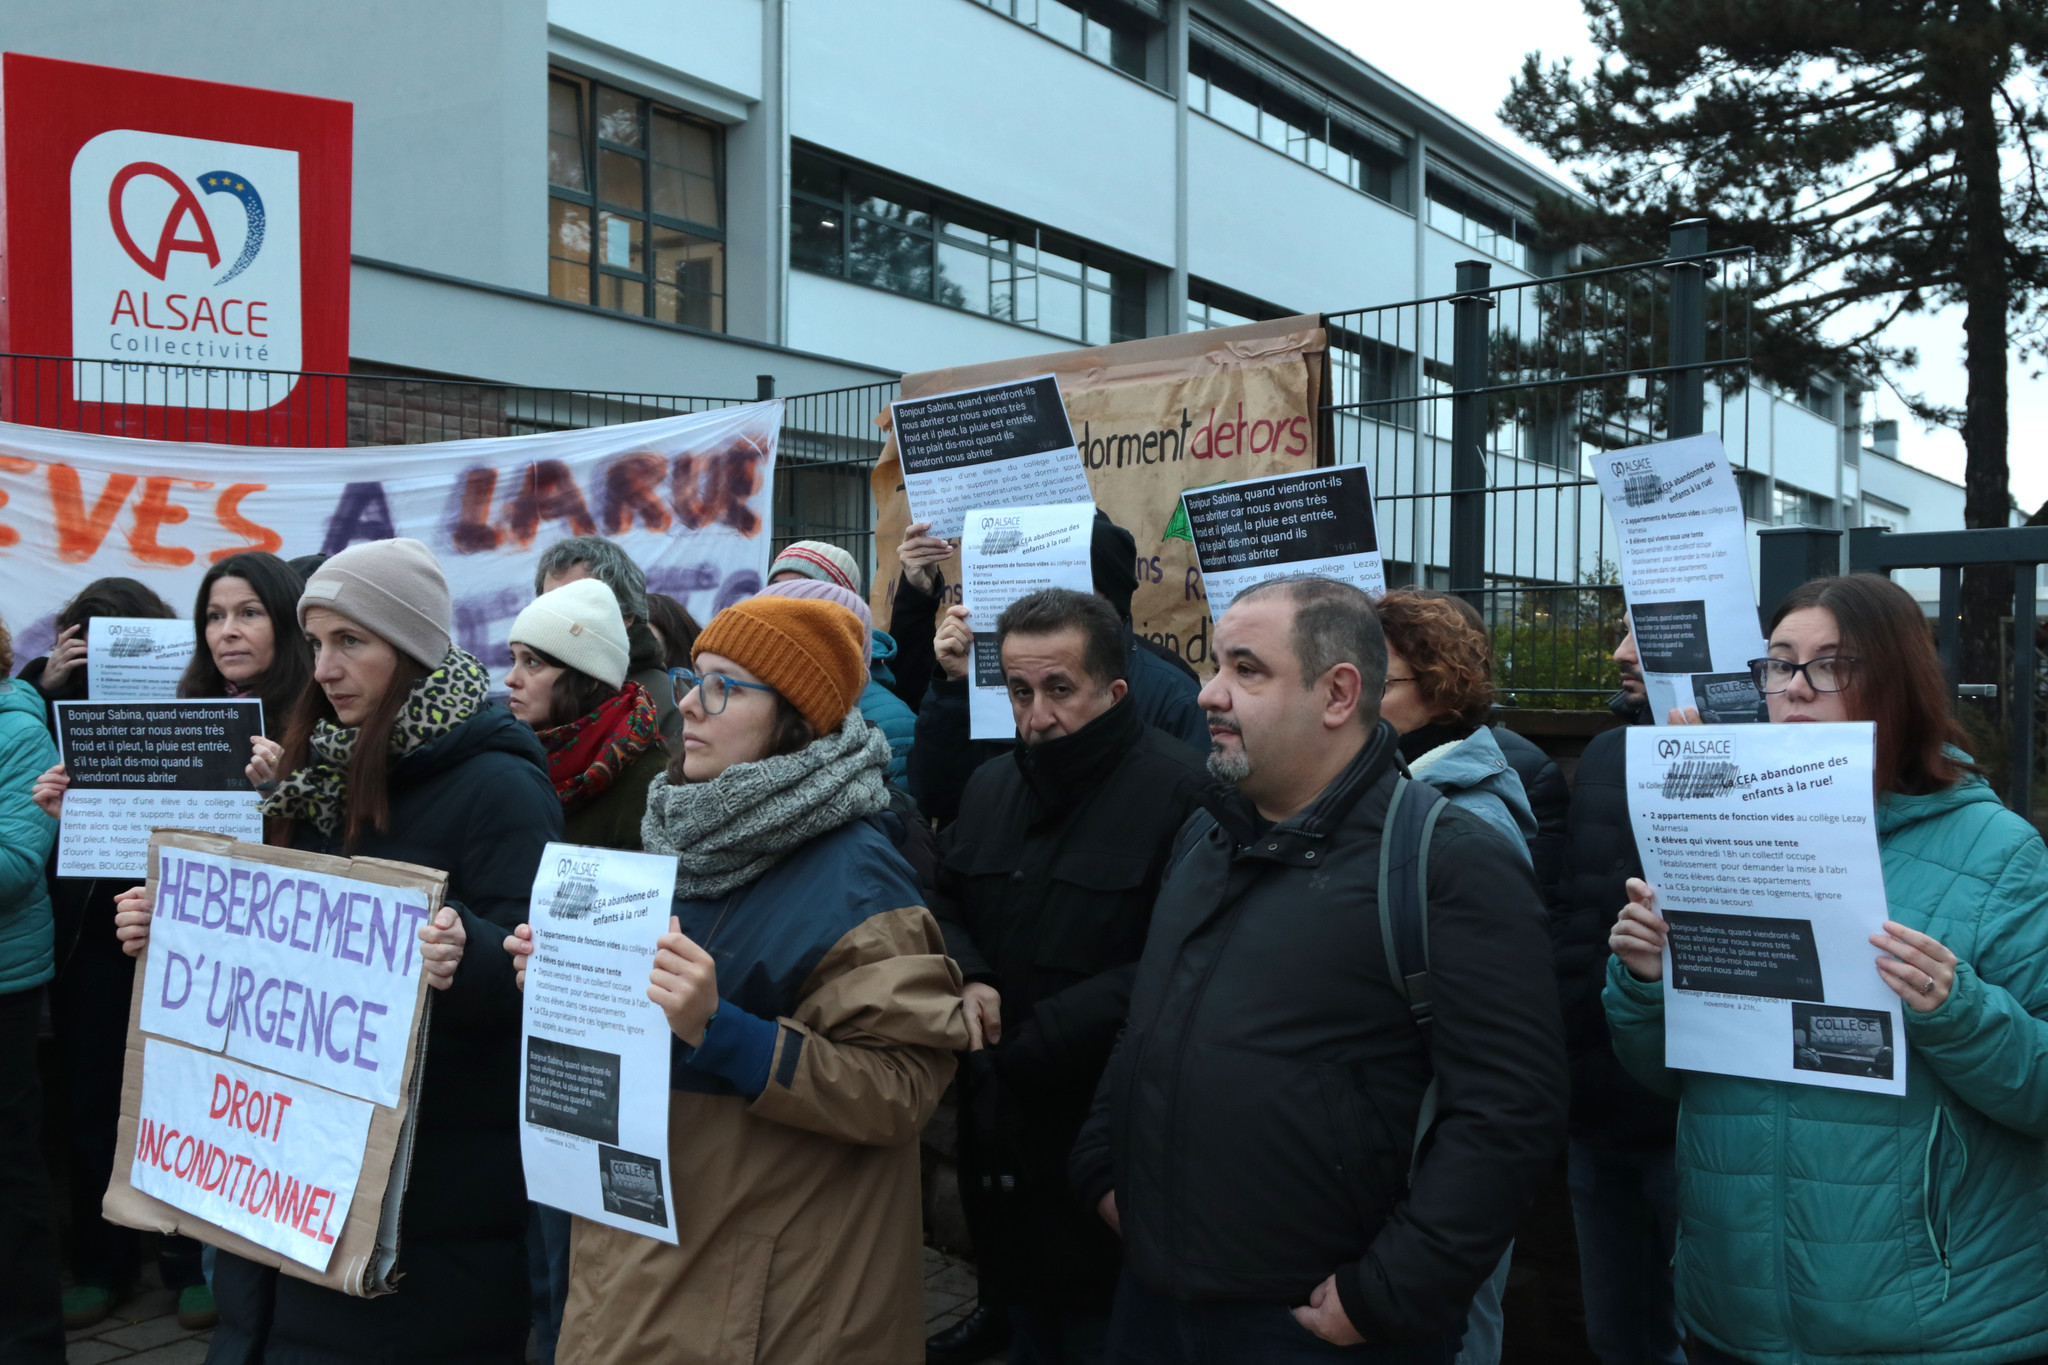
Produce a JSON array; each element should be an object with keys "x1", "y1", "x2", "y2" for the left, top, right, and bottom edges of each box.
[{"x1": 1071, "y1": 575, "x2": 1565, "y2": 1363}]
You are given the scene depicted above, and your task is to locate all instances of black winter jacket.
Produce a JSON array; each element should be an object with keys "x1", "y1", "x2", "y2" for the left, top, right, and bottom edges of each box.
[
  {"x1": 1549, "y1": 693, "x2": 1676, "y2": 1149},
  {"x1": 908, "y1": 631, "x2": 1209, "y2": 828},
  {"x1": 209, "y1": 704, "x2": 564, "y2": 1365},
  {"x1": 1070, "y1": 723, "x2": 1566, "y2": 1343},
  {"x1": 932, "y1": 699, "x2": 1208, "y2": 1307},
  {"x1": 1492, "y1": 725, "x2": 1568, "y2": 910}
]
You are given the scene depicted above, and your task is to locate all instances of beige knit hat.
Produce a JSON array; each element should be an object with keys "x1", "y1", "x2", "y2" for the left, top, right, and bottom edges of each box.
[
  {"x1": 298, "y1": 538, "x2": 451, "y2": 668},
  {"x1": 509, "y1": 579, "x2": 631, "y2": 688}
]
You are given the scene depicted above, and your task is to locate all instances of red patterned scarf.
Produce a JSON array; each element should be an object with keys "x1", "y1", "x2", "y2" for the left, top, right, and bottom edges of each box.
[{"x1": 540, "y1": 681, "x2": 660, "y2": 812}]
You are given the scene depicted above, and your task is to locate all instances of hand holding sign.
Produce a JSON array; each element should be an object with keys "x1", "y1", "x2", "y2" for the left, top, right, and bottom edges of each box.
[
  {"x1": 38, "y1": 624, "x2": 86, "y2": 694},
  {"x1": 1611, "y1": 879, "x2": 1668, "y2": 983},
  {"x1": 418, "y1": 907, "x2": 467, "y2": 991},
  {"x1": 1870, "y1": 920, "x2": 1958, "y2": 1013},
  {"x1": 897, "y1": 521, "x2": 955, "y2": 596},
  {"x1": 248, "y1": 735, "x2": 283, "y2": 788},
  {"x1": 934, "y1": 605, "x2": 973, "y2": 683},
  {"x1": 648, "y1": 917, "x2": 718, "y2": 1047},
  {"x1": 504, "y1": 923, "x2": 535, "y2": 992},
  {"x1": 115, "y1": 882, "x2": 153, "y2": 957},
  {"x1": 32, "y1": 763, "x2": 67, "y2": 819}
]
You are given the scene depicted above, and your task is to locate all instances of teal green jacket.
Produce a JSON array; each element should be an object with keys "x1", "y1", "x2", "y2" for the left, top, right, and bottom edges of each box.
[
  {"x1": 0, "y1": 679, "x2": 59, "y2": 994},
  {"x1": 1604, "y1": 771, "x2": 2048, "y2": 1365}
]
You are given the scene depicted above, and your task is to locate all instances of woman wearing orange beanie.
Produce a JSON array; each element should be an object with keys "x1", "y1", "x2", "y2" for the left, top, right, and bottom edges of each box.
[{"x1": 509, "y1": 594, "x2": 967, "y2": 1365}]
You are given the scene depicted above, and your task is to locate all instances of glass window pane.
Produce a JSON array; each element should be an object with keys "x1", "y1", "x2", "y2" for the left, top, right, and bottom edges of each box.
[
  {"x1": 1039, "y1": 272, "x2": 1082, "y2": 339},
  {"x1": 548, "y1": 198, "x2": 590, "y2": 304},
  {"x1": 599, "y1": 149, "x2": 644, "y2": 210},
  {"x1": 598, "y1": 212, "x2": 643, "y2": 272},
  {"x1": 652, "y1": 111, "x2": 720, "y2": 228},
  {"x1": 1109, "y1": 27, "x2": 1146, "y2": 78},
  {"x1": 1037, "y1": 245, "x2": 1082, "y2": 281},
  {"x1": 1084, "y1": 17, "x2": 1113, "y2": 60},
  {"x1": 1188, "y1": 71, "x2": 1208, "y2": 112},
  {"x1": 935, "y1": 241, "x2": 991, "y2": 315},
  {"x1": 791, "y1": 198, "x2": 844, "y2": 275},
  {"x1": 993, "y1": 267, "x2": 1035, "y2": 325},
  {"x1": 1085, "y1": 264, "x2": 1110, "y2": 288},
  {"x1": 848, "y1": 218, "x2": 932, "y2": 296},
  {"x1": 598, "y1": 274, "x2": 644, "y2": 315},
  {"x1": 595, "y1": 86, "x2": 642, "y2": 147},
  {"x1": 792, "y1": 151, "x2": 840, "y2": 200},
  {"x1": 1085, "y1": 286, "x2": 1111, "y2": 345},
  {"x1": 1209, "y1": 83, "x2": 1259, "y2": 138},
  {"x1": 1259, "y1": 110, "x2": 1291, "y2": 152},
  {"x1": 548, "y1": 78, "x2": 587, "y2": 191},
  {"x1": 852, "y1": 183, "x2": 930, "y2": 231},
  {"x1": 653, "y1": 227, "x2": 724, "y2": 331},
  {"x1": 941, "y1": 219, "x2": 991, "y2": 248},
  {"x1": 1037, "y1": 0, "x2": 1084, "y2": 49}
]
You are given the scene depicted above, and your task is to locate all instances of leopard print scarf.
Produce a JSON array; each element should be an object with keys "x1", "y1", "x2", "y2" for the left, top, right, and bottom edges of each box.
[{"x1": 262, "y1": 647, "x2": 493, "y2": 837}]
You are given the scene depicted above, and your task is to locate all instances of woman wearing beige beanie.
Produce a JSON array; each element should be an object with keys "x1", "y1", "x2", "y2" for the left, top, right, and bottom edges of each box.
[
  {"x1": 109, "y1": 538, "x2": 563, "y2": 1365},
  {"x1": 508, "y1": 593, "x2": 967, "y2": 1365}
]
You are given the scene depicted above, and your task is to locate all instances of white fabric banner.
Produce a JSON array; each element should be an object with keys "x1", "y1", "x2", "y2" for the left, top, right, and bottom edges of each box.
[{"x1": 0, "y1": 403, "x2": 781, "y2": 680}]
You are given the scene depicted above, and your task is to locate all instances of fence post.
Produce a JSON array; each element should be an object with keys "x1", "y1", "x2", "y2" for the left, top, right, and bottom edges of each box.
[
  {"x1": 2013, "y1": 565, "x2": 2036, "y2": 820},
  {"x1": 1756, "y1": 526, "x2": 1841, "y2": 631},
  {"x1": 1666, "y1": 218, "x2": 1708, "y2": 439},
  {"x1": 756, "y1": 374, "x2": 776, "y2": 401},
  {"x1": 1449, "y1": 259, "x2": 1492, "y2": 604}
]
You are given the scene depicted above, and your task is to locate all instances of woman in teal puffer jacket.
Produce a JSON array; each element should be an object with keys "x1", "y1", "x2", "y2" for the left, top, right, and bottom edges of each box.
[{"x1": 1606, "y1": 573, "x2": 2048, "y2": 1365}]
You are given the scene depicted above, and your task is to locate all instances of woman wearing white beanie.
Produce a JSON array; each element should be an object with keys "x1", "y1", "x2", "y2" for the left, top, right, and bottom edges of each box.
[
  {"x1": 107, "y1": 537, "x2": 563, "y2": 1365},
  {"x1": 506, "y1": 578, "x2": 666, "y2": 851}
]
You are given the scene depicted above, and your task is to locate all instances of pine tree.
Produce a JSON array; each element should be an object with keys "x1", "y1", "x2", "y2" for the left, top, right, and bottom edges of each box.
[{"x1": 1502, "y1": 0, "x2": 2048, "y2": 686}]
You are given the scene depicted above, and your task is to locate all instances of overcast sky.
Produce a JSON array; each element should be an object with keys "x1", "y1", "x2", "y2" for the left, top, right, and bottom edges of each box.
[{"x1": 1273, "y1": 0, "x2": 2048, "y2": 515}]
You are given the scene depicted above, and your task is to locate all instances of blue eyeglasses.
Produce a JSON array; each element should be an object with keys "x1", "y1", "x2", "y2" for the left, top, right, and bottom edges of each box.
[{"x1": 669, "y1": 667, "x2": 777, "y2": 714}]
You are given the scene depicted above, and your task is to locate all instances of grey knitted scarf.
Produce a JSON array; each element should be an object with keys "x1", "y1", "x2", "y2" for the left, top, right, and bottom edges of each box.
[{"x1": 640, "y1": 707, "x2": 893, "y2": 899}]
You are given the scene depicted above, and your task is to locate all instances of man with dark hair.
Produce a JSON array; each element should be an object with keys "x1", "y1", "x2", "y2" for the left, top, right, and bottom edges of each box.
[
  {"x1": 535, "y1": 535, "x2": 681, "y2": 749},
  {"x1": 1072, "y1": 575, "x2": 1566, "y2": 1363},
  {"x1": 925, "y1": 586, "x2": 1209, "y2": 1365},
  {"x1": 1551, "y1": 624, "x2": 1684, "y2": 1365},
  {"x1": 905, "y1": 511, "x2": 1206, "y2": 827}
]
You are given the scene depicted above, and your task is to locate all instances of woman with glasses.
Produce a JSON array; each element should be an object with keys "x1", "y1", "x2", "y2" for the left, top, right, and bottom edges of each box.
[
  {"x1": 505, "y1": 593, "x2": 966, "y2": 1365},
  {"x1": 1605, "y1": 573, "x2": 2048, "y2": 1365}
]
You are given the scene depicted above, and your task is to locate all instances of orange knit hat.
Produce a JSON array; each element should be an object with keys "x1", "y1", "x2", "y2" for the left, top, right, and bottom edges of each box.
[{"x1": 693, "y1": 595, "x2": 867, "y2": 736}]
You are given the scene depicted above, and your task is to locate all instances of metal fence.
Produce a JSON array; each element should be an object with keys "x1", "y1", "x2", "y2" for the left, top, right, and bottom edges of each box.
[{"x1": 1323, "y1": 220, "x2": 1755, "y2": 705}]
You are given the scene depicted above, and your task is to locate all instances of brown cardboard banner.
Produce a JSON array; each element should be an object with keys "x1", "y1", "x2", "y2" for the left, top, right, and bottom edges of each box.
[
  {"x1": 102, "y1": 829, "x2": 447, "y2": 1298},
  {"x1": 869, "y1": 316, "x2": 1327, "y2": 676}
]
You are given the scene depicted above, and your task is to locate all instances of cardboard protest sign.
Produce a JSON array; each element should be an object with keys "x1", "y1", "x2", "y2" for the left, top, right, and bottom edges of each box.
[
  {"x1": 871, "y1": 318, "x2": 1326, "y2": 676},
  {"x1": 104, "y1": 830, "x2": 446, "y2": 1295},
  {"x1": 86, "y1": 618, "x2": 196, "y2": 700},
  {"x1": 54, "y1": 700, "x2": 264, "y2": 877},
  {"x1": 1180, "y1": 466, "x2": 1384, "y2": 607},
  {"x1": 0, "y1": 402, "x2": 780, "y2": 688}
]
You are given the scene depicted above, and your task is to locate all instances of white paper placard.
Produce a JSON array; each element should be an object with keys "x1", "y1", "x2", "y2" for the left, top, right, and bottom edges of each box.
[
  {"x1": 129, "y1": 1038, "x2": 375, "y2": 1272},
  {"x1": 54, "y1": 700, "x2": 265, "y2": 878},
  {"x1": 959, "y1": 502, "x2": 1098, "y2": 740},
  {"x1": 1592, "y1": 434, "x2": 1768, "y2": 725},
  {"x1": 891, "y1": 375, "x2": 1092, "y2": 539},
  {"x1": 520, "y1": 844, "x2": 680, "y2": 1244},
  {"x1": 138, "y1": 844, "x2": 431, "y2": 1109},
  {"x1": 87, "y1": 617, "x2": 197, "y2": 701},
  {"x1": 1627, "y1": 722, "x2": 1904, "y2": 1095}
]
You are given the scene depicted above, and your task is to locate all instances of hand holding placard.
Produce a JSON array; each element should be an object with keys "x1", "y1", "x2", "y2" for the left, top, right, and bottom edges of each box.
[{"x1": 1611, "y1": 879, "x2": 1668, "y2": 982}]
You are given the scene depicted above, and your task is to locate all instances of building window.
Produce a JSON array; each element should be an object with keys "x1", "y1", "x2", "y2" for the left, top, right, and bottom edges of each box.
[
  {"x1": 548, "y1": 69, "x2": 726, "y2": 331},
  {"x1": 1187, "y1": 36, "x2": 1404, "y2": 204},
  {"x1": 1772, "y1": 482, "x2": 1837, "y2": 528},
  {"x1": 791, "y1": 147, "x2": 1147, "y2": 346},
  {"x1": 1796, "y1": 380, "x2": 1836, "y2": 420},
  {"x1": 1185, "y1": 280, "x2": 1285, "y2": 332},
  {"x1": 1426, "y1": 178, "x2": 1538, "y2": 272},
  {"x1": 970, "y1": 0, "x2": 1152, "y2": 81}
]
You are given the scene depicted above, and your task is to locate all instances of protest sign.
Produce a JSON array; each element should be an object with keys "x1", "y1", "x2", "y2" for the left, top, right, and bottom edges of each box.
[
  {"x1": 104, "y1": 830, "x2": 446, "y2": 1294},
  {"x1": 1626, "y1": 722, "x2": 1904, "y2": 1095},
  {"x1": 959, "y1": 503, "x2": 1096, "y2": 740},
  {"x1": 1179, "y1": 465, "x2": 1383, "y2": 608},
  {"x1": 872, "y1": 318, "x2": 1326, "y2": 674},
  {"x1": 0, "y1": 402, "x2": 780, "y2": 687},
  {"x1": 520, "y1": 844, "x2": 679, "y2": 1243},
  {"x1": 54, "y1": 699, "x2": 263, "y2": 878},
  {"x1": 86, "y1": 617, "x2": 196, "y2": 700},
  {"x1": 890, "y1": 375, "x2": 1092, "y2": 539},
  {"x1": 1592, "y1": 433, "x2": 1766, "y2": 725}
]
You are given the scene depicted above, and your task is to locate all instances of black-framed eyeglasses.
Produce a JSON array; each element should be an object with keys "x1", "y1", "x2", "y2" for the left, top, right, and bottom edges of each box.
[
  {"x1": 1747, "y1": 656, "x2": 1862, "y2": 695},
  {"x1": 669, "y1": 667, "x2": 776, "y2": 714}
]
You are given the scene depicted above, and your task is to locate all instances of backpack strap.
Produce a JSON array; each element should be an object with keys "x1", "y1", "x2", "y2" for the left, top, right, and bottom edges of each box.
[{"x1": 1377, "y1": 773, "x2": 1449, "y2": 1181}]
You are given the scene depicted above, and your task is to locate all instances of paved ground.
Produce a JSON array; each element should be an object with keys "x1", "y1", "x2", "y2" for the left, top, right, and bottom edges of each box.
[{"x1": 64, "y1": 1248, "x2": 996, "y2": 1364}]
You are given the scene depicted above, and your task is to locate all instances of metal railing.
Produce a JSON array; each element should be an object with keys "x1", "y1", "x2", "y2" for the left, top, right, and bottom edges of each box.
[{"x1": 1322, "y1": 219, "x2": 1755, "y2": 705}]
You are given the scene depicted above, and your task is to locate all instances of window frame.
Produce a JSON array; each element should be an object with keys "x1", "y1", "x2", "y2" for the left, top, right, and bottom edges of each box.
[
  {"x1": 790, "y1": 146, "x2": 1147, "y2": 347},
  {"x1": 968, "y1": 0, "x2": 1157, "y2": 84},
  {"x1": 547, "y1": 68, "x2": 729, "y2": 332},
  {"x1": 1186, "y1": 42, "x2": 1405, "y2": 207}
]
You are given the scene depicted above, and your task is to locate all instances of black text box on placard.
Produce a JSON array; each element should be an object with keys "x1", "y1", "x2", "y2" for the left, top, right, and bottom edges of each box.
[
  {"x1": 1666, "y1": 911, "x2": 1825, "y2": 1000},
  {"x1": 1629, "y1": 599, "x2": 1713, "y2": 674},
  {"x1": 57, "y1": 700, "x2": 265, "y2": 790},
  {"x1": 1182, "y1": 467, "x2": 1378, "y2": 573},
  {"x1": 894, "y1": 376, "x2": 1075, "y2": 473},
  {"x1": 525, "y1": 1037, "x2": 621, "y2": 1145}
]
